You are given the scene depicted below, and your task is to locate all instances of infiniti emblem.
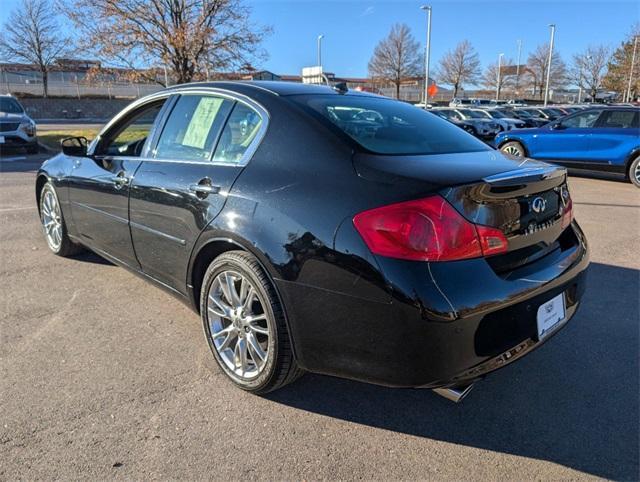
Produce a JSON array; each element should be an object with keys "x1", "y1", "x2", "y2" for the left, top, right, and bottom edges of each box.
[{"x1": 531, "y1": 196, "x2": 547, "y2": 214}]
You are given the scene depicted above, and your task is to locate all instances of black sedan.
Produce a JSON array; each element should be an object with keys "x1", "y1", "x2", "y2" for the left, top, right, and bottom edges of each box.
[{"x1": 36, "y1": 82, "x2": 589, "y2": 401}]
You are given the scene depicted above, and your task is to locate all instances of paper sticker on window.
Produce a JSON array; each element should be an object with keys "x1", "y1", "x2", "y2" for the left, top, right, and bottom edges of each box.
[{"x1": 182, "y1": 97, "x2": 224, "y2": 149}]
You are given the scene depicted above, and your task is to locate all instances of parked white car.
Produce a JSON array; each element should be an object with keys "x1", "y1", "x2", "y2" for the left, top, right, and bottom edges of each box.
[{"x1": 470, "y1": 108, "x2": 527, "y2": 131}]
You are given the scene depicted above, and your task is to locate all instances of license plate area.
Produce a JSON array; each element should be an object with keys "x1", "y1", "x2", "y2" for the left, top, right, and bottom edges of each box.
[{"x1": 537, "y1": 292, "x2": 566, "y2": 340}]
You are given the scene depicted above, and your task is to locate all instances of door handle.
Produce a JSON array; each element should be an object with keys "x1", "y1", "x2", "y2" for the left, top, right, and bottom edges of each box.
[
  {"x1": 189, "y1": 179, "x2": 220, "y2": 198},
  {"x1": 111, "y1": 171, "x2": 129, "y2": 189}
]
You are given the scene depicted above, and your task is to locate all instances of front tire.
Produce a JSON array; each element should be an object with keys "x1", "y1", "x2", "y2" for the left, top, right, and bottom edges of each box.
[
  {"x1": 200, "y1": 250, "x2": 303, "y2": 394},
  {"x1": 500, "y1": 141, "x2": 525, "y2": 158},
  {"x1": 39, "y1": 182, "x2": 84, "y2": 257},
  {"x1": 628, "y1": 156, "x2": 640, "y2": 188}
]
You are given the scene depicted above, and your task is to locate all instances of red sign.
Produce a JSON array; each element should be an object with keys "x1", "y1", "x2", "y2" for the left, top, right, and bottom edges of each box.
[{"x1": 427, "y1": 83, "x2": 438, "y2": 97}]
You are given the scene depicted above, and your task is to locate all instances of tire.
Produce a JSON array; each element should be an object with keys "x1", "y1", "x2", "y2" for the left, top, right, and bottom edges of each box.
[
  {"x1": 39, "y1": 182, "x2": 84, "y2": 257},
  {"x1": 200, "y1": 250, "x2": 303, "y2": 394},
  {"x1": 628, "y1": 156, "x2": 640, "y2": 188},
  {"x1": 500, "y1": 141, "x2": 526, "y2": 158}
]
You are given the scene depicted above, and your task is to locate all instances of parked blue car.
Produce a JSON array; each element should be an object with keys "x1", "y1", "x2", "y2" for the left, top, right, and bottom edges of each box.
[{"x1": 496, "y1": 107, "x2": 640, "y2": 187}]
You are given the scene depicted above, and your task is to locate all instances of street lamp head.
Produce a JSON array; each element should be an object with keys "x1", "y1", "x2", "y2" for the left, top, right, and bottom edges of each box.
[
  {"x1": 420, "y1": 5, "x2": 431, "y2": 11},
  {"x1": 318, "y1": 34, "x2": 324, "y2": 40}
]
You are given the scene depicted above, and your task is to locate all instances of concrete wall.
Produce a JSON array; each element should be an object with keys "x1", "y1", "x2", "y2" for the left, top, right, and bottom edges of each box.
[{"x1": 18, "y1": 98, "x2": 135, "y2": 121}]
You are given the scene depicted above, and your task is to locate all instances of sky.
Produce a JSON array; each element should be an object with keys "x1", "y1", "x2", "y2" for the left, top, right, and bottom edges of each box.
[{"x1": 0, "y1": 0, "x2": 638, "y2": 79}]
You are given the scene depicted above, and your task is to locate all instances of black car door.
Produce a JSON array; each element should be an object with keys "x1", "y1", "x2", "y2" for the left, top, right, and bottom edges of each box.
[
  {"x1": 128, "y1": 92, "x2": 267, "y2": 293},
  {"x1": 67, "y1": 97, "x2": 169, "y2": 268}
]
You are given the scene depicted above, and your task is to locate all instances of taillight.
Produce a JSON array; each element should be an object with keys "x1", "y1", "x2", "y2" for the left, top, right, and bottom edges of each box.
[
  {"x1": 560, "y1": 185, "x2": 573, "y2": 230},
  {"x1": 353, "y1": 196, "x2": 508, "y2": 262}
]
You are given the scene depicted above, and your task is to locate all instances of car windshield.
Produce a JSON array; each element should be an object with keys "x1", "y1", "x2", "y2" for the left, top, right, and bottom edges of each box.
[
  {"x1": 463, "y1": 109, "x2": 489, "y2": 119},
  {"x1": 487, "y1": 110, "x2": 506, "y2": 119},
  {"x1": 0, "y1": 97, "x2": 24, "y2": 114},
  {"x1": 517, "y1": 109, "x2": 537, "y2": 117},
  {"x1": 291, "y1": 95, "x2": 490, "y2": 155}
]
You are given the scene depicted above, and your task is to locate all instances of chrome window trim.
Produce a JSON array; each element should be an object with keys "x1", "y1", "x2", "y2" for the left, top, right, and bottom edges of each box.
[{"x1": 88, "y1": 87, "x2": 270, "y2": 169}]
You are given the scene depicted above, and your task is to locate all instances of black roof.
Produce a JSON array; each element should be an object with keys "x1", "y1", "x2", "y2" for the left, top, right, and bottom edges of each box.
[{"x1": 166, "y1": 80, "x2": 377, "y2": 97}]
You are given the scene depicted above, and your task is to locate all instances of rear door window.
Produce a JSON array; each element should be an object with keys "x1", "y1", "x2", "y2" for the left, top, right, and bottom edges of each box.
[
  {"x1": 154, "y1": 95, "x2": 234, "y2": 162},
  {"x1": 212, "y1": 103, "x2": 264, "y2": 165},
  {"x1": 597, "y1": 110, "x2": 638, "y2": 128},
  {"x1": 292, "y1": 95, "x2": 489, "y2": 155}
]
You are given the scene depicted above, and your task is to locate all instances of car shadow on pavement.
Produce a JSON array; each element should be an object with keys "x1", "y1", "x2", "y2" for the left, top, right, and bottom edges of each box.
[
  {"x1": 266, "y1": 262, "x2": 639, "y2": 479},
  {"x1": 70, "y1": 251, "x2": 114, "y2": 266}
]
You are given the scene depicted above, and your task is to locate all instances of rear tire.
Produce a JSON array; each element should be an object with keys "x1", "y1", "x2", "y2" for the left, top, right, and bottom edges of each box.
[
  {"x1": 628, "y1": 156, "x2": 640, "y2": 188},
  {"x1": 500, "y1": 141, "x2": 525, "y2": 158},
  {"x1": 200, "y1": 250, "x2": 303, "y2": 394},
  {"x1": 39, "y1": 182, "x2": 84, "y2": 257}
]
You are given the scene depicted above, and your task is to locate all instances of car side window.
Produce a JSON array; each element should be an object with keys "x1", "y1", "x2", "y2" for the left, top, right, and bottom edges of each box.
[
  {"x1": 561, "y1": 111, "x2": 601, "y2": 129},
  {"x1": 598, "y1": 110, "x2": 638, "y2": 129},
  {"x1": 99, "y1": 101, "x2": 165, "y2": 157},
  {"x1": 212, "y1": 103, "x2": 263, "y2": 165},
  {"x1": 154, "y1": 95, "x2": 234, "y2": 162}
]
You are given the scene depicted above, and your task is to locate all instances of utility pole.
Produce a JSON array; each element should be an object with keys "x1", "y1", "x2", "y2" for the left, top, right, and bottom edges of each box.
[
  {"x1": 421, "y1": 5, "x2": 432, "y2": 108},
  {"x1": 496, "y1": 53, "x2": 504, "y2": 100},
  {"x1": 515, "y1": 39, "x2": 522, "y2": 95},
  {"x1": 626, "y1": 35, "x2": 638, "y2": 102},
  {"x1": 543, "y1": 24, "x2": 556, "y2": 106},
  {"x1": 317, "y1": 35, "x2": 324, "y2": 70}
]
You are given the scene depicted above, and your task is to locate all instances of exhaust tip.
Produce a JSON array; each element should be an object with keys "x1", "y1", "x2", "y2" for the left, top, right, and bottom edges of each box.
[{"x1": 433, "y1": 383, "x2": 475, "y2": 403}]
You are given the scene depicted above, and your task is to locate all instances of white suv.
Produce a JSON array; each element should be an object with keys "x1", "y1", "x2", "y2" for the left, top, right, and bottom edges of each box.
[{"x1": 0, "y1": 95, "x2": 38, "y2": 154}]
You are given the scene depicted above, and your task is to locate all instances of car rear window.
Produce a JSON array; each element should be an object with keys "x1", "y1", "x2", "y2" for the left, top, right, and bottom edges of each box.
[{"x1": 290, "y1": 95, "x2": 490, "y2": 155}]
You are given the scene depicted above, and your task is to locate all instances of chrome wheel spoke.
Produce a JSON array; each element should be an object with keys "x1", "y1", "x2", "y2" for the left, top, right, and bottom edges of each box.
[
  {"x1": 41, "y1": 189, "x2": 63, "y2": 250},
  {"x1": 215, "y1": 325, "x2": 237, "y2": 351},
  {"x1": 246, "y1": 332, "x2": 266, "y2": 367},
  {"x1": 234, "y1": 337, "x2": 248, "y2": 375},
  {"x1": 209, "y1": 294, "x2": 233, "y2": 318}
]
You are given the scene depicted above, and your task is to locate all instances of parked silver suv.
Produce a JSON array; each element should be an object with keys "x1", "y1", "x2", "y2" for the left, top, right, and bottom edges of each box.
[{"x1": 0, "y1": 95, "x2": 38, "y2": 154}]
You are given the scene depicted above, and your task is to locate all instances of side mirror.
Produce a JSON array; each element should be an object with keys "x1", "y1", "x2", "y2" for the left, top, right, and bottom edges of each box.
[{"x1": 61, "y1": 136, "x2": 88, "y2": 156}]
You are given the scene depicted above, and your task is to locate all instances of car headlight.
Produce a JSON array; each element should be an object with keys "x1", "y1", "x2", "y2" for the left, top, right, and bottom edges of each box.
[{"x1": 19, "y1": 120, "x2": 36, "y2": 136}]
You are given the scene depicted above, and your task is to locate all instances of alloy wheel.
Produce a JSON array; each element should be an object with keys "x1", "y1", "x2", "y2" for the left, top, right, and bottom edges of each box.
[
  {"x1": 502, "y1": 144, "x2": 523, "y2": 157},
  {"x1": 207, "y1": 270, "x2": 271, "y2": 380},
  {"x1": 41, "y1": 189, "x2": 63, "y2": 251},
  {"x1": 634, "y1": 161, "x2": 640, "y2": 185}
]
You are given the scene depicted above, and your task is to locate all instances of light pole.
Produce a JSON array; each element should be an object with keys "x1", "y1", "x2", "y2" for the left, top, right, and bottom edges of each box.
[
  {"x1": 543, "y1": 24, "x2": 556, "y2": 106},
  {"x1": 317, "y1": 35, "x2": 324, "y2": 70},
  {"x1": 515, "y1": 39, "x2": 522, "y2": 95},
  {"x1": 496, "y1": 53, "x2": 504, "y2": 100},
  {"x1": 421, "y1": 5, "x2": 432, "y2": 108},
  {"x1": 626, "y1": 35, "x2": 638, "y2": 102}
]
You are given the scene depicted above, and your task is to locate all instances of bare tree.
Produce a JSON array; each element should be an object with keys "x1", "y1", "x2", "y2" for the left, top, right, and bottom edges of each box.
[
  {"x1": 65, "y1": 0, "x2": 270, "y2": 86},
  {"x1": 368, "y1": 23, "x2": 421, "y2": 99},
  {"x1": 571, "y1": 45, "x2": 611, "y2": 101},
  {"x1": 0, "y1": 0, "x2": 68, "y2": 97},
  {"x1": 436, "y1": 40, "x2": 481, "y2": 97},
  {"x1": 482, "y1": 58, "x2": 514, "y2": 98},
  {"x1": 526, "y1": 43, "x2": 567, "y2": 99}
]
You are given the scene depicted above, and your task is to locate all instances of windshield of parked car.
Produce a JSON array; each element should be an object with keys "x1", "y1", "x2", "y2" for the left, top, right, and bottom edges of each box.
[
  {"x1": 291, "y1": 95, "x2": 490, "y2": 155},
  {"x1": 458, "y1": 109, "x2": 486, "y2": 119},
  {"x1": 0, "y1": 97, "x2": 24, "y2": 114},
  {"x1": 517, "y1": 109, "x2": 538, "y2": 118},
  {"x1": 487, "y1": 110, "x2": 506, "y2": 119},
  {"x1": 472, "y1": 110, "x2": 492, "y2": 118}
]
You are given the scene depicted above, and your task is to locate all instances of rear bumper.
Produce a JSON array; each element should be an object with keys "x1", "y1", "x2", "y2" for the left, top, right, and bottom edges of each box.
[{"x1": 278, "y1": 222, "x2": 589, "y2": 388}]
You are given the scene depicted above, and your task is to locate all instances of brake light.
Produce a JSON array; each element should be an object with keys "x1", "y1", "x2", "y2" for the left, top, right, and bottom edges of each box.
[
  {"x1": 353, "y1": 196, "x2": 508, "y2": 262},
  {"x1": 561, "y1": 197, "x2": 573, "y2": 229}
]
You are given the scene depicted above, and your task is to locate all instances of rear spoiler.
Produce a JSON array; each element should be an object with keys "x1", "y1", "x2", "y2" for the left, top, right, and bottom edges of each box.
[{"x1": 482, "y1": 165, "x2": 566, "y2": 187}]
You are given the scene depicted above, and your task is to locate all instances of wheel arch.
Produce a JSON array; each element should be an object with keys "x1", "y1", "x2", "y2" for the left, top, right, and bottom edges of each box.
[
  {"x1": 624, "y1": 147, "x2": 640, "y2": 177},
  {"x1": 35, "y1": 172, "x2": 50, "y2": 215},
  {"x1": 187, "y1": 233, "x2": 300, "y2": 360},
  {"x1": 497, "y1": 137, "x2": 529, "y2": 156}
]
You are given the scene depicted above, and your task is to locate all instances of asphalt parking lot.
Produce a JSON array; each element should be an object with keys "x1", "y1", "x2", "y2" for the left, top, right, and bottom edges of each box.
[{"x1": 1, "y1": 153, "x2": 638, "y2": 480}]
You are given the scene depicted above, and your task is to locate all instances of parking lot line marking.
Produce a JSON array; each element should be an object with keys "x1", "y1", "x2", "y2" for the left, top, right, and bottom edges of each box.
[{"x1": 0, "y1": 206, "x2": 37, "y2": 212}]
